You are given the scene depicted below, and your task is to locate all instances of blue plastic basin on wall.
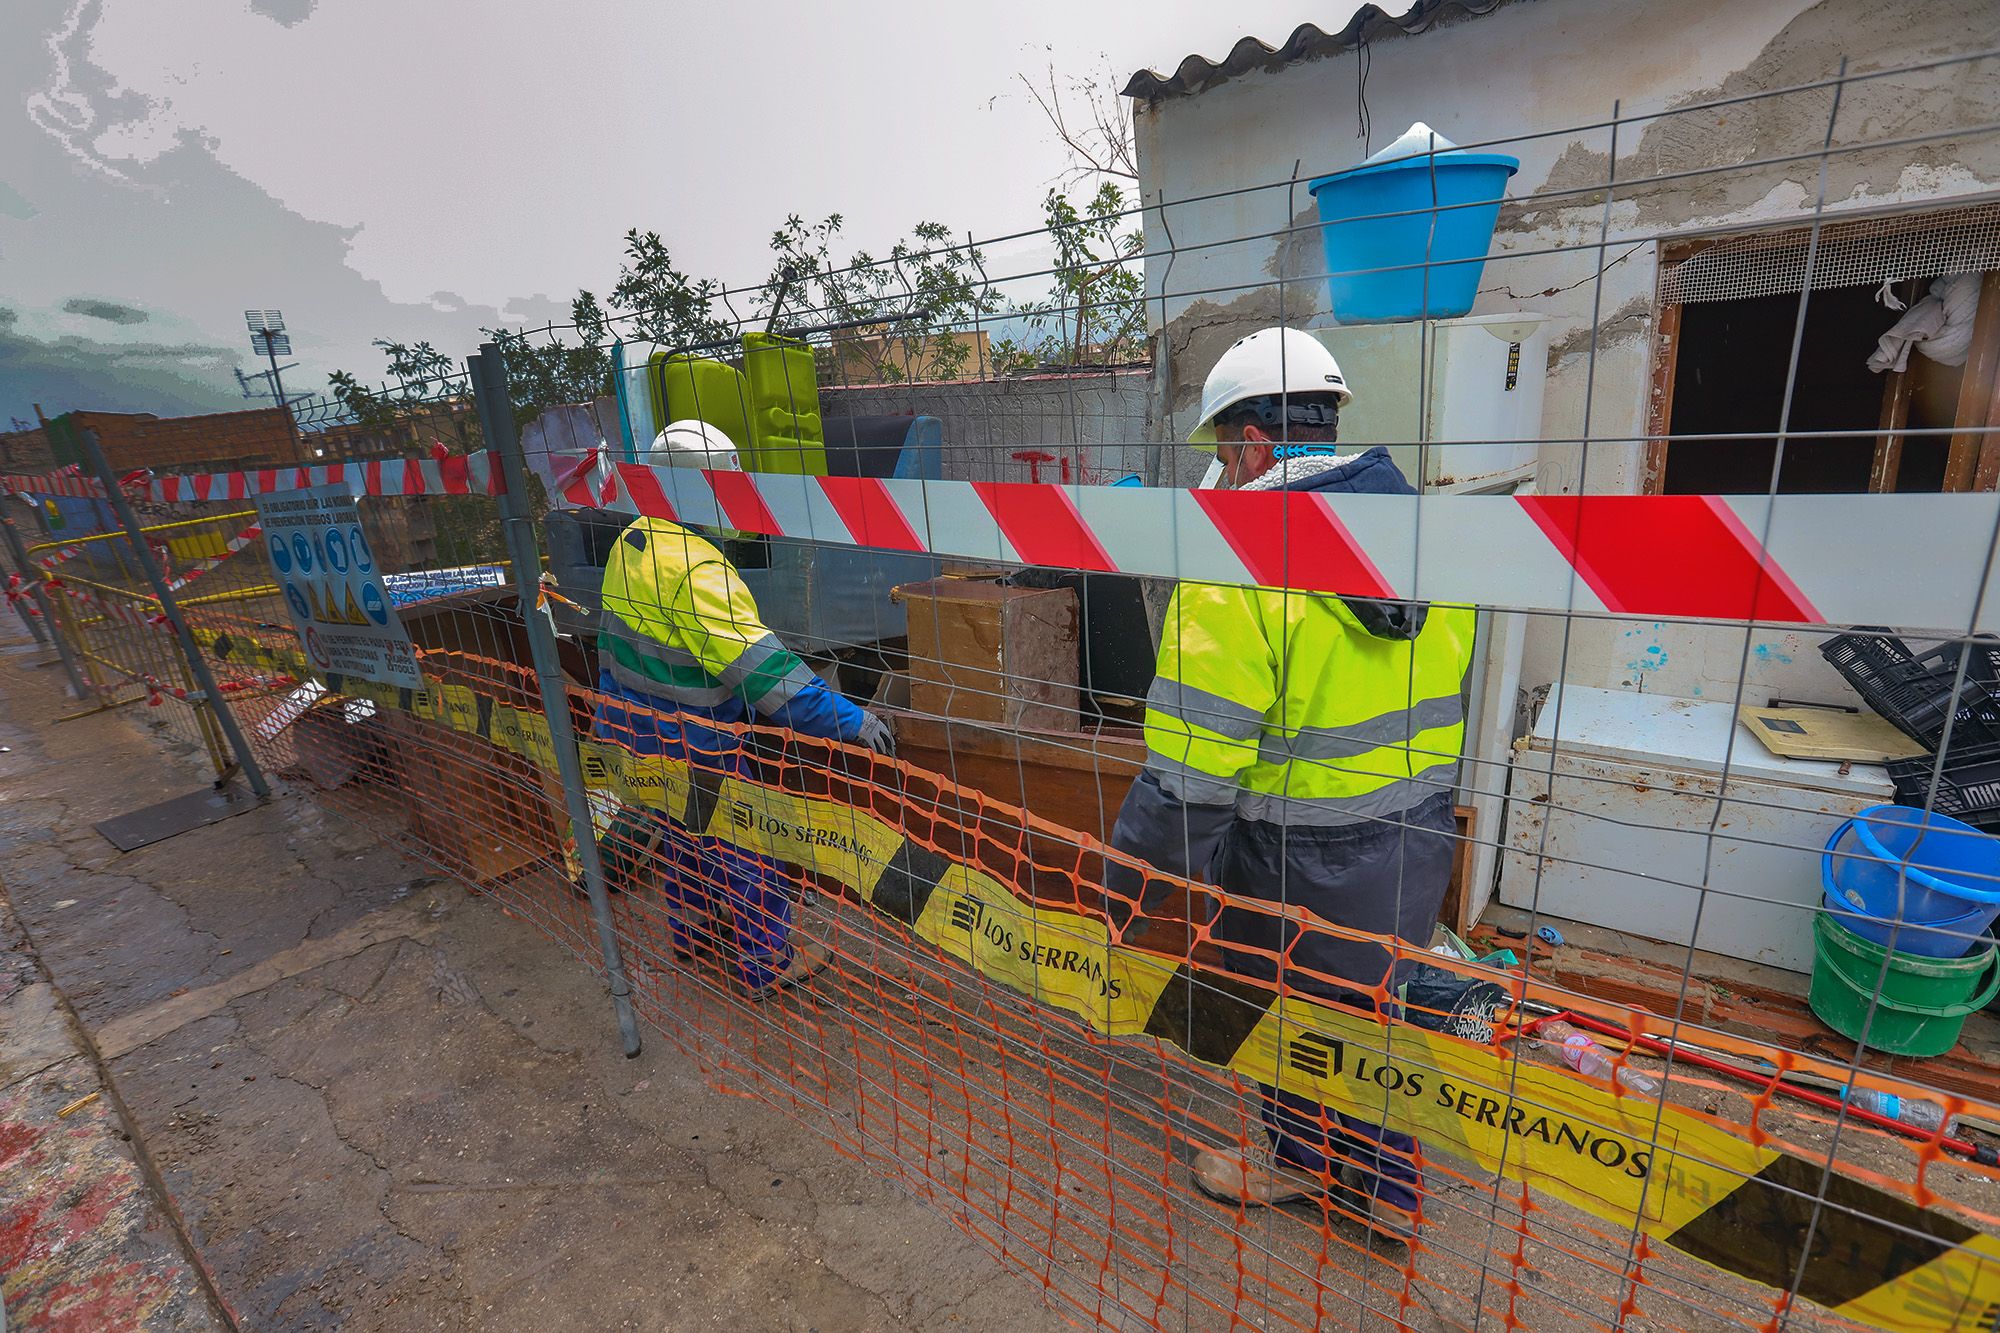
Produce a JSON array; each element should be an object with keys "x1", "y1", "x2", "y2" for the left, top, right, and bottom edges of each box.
[{"x1": 1308, "y1": 148, "x2": 1519, "y2": 323}]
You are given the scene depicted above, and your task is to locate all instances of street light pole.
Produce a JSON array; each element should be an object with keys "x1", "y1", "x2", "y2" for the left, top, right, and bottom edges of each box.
[
  {"x1": 264, "y1": 336, "x2": 294, "y2": 440},
  {"x1": 245, "y1": 310, "x2": 299, "y2": 450}
]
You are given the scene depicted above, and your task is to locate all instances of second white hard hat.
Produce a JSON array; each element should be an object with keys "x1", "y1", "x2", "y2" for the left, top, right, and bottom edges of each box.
[
  {"x1": 643, "y1": 419, "x2": 742, "y2": 471},
  {"x1": 1187, "y1": 327, "x2": 1352, "y2": 447}
]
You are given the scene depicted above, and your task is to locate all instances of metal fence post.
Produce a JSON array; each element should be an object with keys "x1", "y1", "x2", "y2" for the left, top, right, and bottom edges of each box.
[
  {"x1": 471, "y1": 344, "x2": 644, "y2": 1058},
  {"x1": 75, "y1": 429, "x2": 271, "y2": 798},
  {"x1": 1, "y1": 505, "x2": 90, "y2": 696}
]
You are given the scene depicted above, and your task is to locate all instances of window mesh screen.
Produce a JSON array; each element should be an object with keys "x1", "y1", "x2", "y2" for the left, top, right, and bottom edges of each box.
[{"x1": 1660, "y1": 201, "x2": 2000, "y2": 304}]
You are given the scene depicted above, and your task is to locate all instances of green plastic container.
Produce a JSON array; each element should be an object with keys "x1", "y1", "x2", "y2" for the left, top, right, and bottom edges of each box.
[
  {"x1": 650, "y1": 352, "x2": 752, "y2": 454},
  {"x1": 741, "y1": 332, "x2": 825, "y2": 475},
  {"x1": 1809, "y1": 911, "x2": 2000, "y2": 1057}
]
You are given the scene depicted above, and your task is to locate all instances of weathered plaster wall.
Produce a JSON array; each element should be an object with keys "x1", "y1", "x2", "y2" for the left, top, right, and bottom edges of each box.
[{"x1": 1133, "y1": 0, "x2": 2000, "y2": 707}]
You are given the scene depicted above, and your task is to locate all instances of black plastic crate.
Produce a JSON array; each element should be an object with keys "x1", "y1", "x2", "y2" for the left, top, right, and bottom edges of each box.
[
  {"x1": 1889, "y1": 745, "x2": 2000, "y2": 834},
  {"x1": 1819, "y1": 631, "x2": 2000, "y2": 751},
  {"x1": 1960, "y1": 635, "x2": 2000, "y2": 684}
]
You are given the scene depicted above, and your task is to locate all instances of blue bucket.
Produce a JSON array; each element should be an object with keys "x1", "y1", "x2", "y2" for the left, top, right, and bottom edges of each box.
[
  {"x1": 1819, "y1": 890, "x2": 1991, "y2": 958},
  {"x1": 1821, "y1": 804, "x2": 2000, "y2": 944},
  {"x1": 1307, "y1": 150, "x2": 1519, "y2": 323}
]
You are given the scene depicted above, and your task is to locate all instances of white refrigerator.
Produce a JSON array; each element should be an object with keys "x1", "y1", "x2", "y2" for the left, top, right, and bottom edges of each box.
[{"x1": 1499, "y1": 685, "x2": 1895, "y2": 974}]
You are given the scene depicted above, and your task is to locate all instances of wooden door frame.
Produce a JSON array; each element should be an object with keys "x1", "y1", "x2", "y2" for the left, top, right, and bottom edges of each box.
[
  {"x1": 1950, "y1": 270, "x2": 2000, "y2": 492},
  {"x1": 1641, "y1": 264, "x2": 1688, "y2": 494}
]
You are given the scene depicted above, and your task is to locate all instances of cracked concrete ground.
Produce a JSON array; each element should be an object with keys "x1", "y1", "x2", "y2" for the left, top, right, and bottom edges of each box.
[
  {"x1": 0, "y1": 624, "x2": 1063, "y2": 1329},
  {"x1": 2, "y1": 876, "x2": 229, "y2": 1330}
]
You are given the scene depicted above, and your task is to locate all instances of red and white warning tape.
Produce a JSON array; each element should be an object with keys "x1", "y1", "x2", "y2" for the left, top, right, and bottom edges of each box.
[
  {"x1": 592, "y1": 464, "x2": 2000, "y2": 632},
  {"x1": 14, "y1": 454, "x2": 503, "y2": 503},
  {"x1": 557, "y1": 445, "x2": 618, "y2": 509},
  {"x1": 3, "y1": 466, "x2": 100, "y2": 497},
  {"x1": 19, "y1": 519, "x2": 256, "y2": 633},
  {"x1": 163, "y1": 522, "x2": 262, "y2": 594},
  {"x1": 96, "y1": 661, "x2": 295, "y2": 708},
  {"x1": 4, "y1": 573, "x2": 41, "y2": 616},
  {"x1": 51, "y1": 446, "x2": 2000, "y2": 628},
  {"x1": 147, "y1": 453, "x2": 501, "y2": 503},
  {"x1": 46, "y1": 578, "x2": 169, "y2": 632},
  {"x1": 27, "y1": 573, "x2": 290, "y2": 704}
]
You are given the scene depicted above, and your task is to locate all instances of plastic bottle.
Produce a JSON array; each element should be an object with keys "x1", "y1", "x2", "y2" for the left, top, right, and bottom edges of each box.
[
  {"x1": 1846, "y1": 1088, "x2": 1958, "y2": 1136},
  {"x1": 1537, "y1": 1021, "x2": 1661, "y2": 1095}
]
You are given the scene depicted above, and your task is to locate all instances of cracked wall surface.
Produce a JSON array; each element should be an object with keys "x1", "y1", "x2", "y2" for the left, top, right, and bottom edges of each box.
[{"x1": 1138, "y1": 0, "x2": 1995, "y2": 446}]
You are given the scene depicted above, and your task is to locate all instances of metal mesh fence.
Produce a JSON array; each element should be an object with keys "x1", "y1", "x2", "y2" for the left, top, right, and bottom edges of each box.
[
  {"x1": 23, "y1": 506, "x2": 275, "y2": 770},
  {"x1": 10, "y1": 45, "x2": 2000, "y2": 1332}
]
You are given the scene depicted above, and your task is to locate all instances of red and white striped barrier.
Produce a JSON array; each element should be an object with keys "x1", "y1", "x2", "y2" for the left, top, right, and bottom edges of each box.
[
  {"x1": 148, "y1": 453, "x2": 501, "y2": 503},
  {"x1": 32, "y1": 544, "x2": 84, "y2": 571},
  {"x1": 163, "y1": 522, "x2": 262, "y2": 594},
  {"x1": 599, "y1": 464, "x2": 2000, "y2": 632},
  {"x1": 3, "y1": 466, "x2": 100, "y2": 498},
  {"x1": 557, "y1": 445, "x2": 618, "y2": 508}
]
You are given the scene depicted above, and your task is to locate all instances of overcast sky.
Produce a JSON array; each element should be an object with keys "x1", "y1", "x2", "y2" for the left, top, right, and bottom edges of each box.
[{"x1": 1, "y1": 0, "x2": 1364, "y2": 427}]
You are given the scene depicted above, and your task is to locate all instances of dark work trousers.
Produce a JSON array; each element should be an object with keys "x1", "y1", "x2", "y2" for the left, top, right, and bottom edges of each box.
[
  {"x1": 592, "y1": 670, "x2": 798, "y2": 991},
  {"x1": 1209, "y1": 792, "x2": 1457, "y2": 1214}
]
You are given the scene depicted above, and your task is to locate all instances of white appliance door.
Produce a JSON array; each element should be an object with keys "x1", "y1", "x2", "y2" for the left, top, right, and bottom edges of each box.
[
  {"x1": 1499, "y1": 748, "x2": 1878, "y2": 973},
  {"x1": 1311, "y1": 314, "x2": 1547, "y2": 493}
]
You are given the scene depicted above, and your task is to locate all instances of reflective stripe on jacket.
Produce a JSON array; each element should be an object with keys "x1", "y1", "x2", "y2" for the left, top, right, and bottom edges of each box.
[
  {"x1": 1141, "y1": 582, "x2": 1475, "y2": 827},
  {"x1": 598, "y1": 517, "x2": 815, "y2": 716}
]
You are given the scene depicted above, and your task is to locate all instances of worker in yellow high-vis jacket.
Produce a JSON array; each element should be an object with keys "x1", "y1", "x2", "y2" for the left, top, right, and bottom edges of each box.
[
  {"x1": 592, "y1": 421, "x2": 893, "y2": 996},
  {"x1": 1106, "y1": 328, "x2": 1474, "y2": 1244}
]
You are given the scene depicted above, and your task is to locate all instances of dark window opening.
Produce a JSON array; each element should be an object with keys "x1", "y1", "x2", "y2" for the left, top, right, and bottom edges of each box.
[{"x1": 1662, "y1": 284, "x2": 1903, "y2": 494}]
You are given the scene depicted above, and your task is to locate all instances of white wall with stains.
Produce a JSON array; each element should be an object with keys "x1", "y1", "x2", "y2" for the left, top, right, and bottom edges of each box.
[{"x1": 1132, "y1": 0, "x2": 2000, "y2": 710}]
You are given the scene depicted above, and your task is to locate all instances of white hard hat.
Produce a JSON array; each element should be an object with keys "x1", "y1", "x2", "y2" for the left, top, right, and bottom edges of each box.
[
  {"x1": 1187, "y1": 327, "x2": 1352, "y2": 447},
  {"x1": 643, "y1": 419, "x2": 741, "y2": 470}
]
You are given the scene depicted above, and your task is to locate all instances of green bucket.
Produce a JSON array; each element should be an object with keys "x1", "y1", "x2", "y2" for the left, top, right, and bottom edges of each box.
[{"x1": 1809, "y1": 911, "x2": 2000, "y2": 1057}]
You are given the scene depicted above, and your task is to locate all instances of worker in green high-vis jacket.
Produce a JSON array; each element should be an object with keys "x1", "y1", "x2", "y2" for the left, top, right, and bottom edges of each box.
[
  {"x1": 592, "y1": 420, "x2": 893, "y2": 996},
  {"x1": 1105, "y1": 328, "x2": 1475, "y2": 1244}
]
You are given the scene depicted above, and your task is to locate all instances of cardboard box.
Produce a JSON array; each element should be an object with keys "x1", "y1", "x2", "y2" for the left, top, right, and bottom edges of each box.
[
  {"x1": 890, "y1": 711, "x2": 1143, "y2": 846},
  {"x1": 892, "y1": 576, "x2": 1079, "y2": 730}
]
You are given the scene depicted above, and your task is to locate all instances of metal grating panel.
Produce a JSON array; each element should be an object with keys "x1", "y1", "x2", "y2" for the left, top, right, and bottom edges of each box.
[{"x1": 1660, "y1": 201, "x2": 2000, "y2": 304}]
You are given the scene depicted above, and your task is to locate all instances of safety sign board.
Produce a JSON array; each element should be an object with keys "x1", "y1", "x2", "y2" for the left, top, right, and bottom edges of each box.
[{"x1": 253, "y1": 484, "x2": 421, "y2": 689}]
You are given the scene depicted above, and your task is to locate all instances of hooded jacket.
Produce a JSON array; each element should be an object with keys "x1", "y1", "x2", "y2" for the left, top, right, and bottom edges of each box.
[
  {"x1": 593, "y1": 516, "x2": 868, "y2": 757},
  {"x1": 1106, "y1": 447, "x2": 1474, "y2": 991}
]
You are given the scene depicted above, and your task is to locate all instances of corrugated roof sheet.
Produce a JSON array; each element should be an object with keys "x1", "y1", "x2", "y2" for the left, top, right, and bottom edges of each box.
[{"x1": 1121, "y1": 0, "x2": 1515, "y2": 101}]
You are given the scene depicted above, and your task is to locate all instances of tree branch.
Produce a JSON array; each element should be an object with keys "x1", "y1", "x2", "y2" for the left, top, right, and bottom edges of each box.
[{"x1": 1020, "y1": 62, "x2": 1138, "y2": 186}]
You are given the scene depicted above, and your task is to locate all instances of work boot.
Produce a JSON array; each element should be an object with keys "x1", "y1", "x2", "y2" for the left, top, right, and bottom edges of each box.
[
  {"x1": 744, "y1": 936, "x2": 830, "y2": 1000},
  {"x1": 1189, "y1": 1148, "x2": 1322, "y2": 1207},
  {"x1": 1336, "y1": 1163, "x2": 1419, "y2": 1245}
]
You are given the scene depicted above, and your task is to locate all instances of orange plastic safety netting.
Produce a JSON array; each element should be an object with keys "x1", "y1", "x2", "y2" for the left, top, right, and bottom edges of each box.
[{"x1": 205, "y1": 634, "x2": 2000, "y2": 1333}]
